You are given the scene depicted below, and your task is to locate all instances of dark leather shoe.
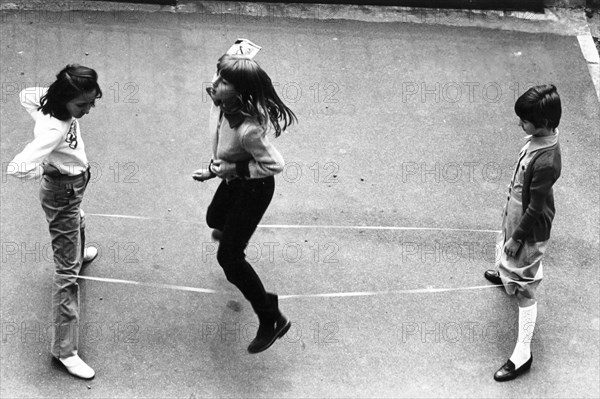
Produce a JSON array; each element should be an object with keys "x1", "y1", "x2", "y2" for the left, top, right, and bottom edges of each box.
[
  {"x1": 494, "y1": 355, "x2": 533, "y2": 381},
  {"x1": 247, "y1": 315, "x2": 291, "y2": 354},
  {"x1": 484, "y1": 270, "x2": 502, "y2": 285}
]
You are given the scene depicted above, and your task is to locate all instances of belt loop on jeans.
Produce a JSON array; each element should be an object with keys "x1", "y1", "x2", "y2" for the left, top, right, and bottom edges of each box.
[{"x1": 65, "y1": 183, "x2": 74, "y2": 196}]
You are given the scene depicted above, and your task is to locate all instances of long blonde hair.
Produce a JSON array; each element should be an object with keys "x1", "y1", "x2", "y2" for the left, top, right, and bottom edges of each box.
[{"x1": 217, "y1": 54, "x2": 297, "y2": 137}]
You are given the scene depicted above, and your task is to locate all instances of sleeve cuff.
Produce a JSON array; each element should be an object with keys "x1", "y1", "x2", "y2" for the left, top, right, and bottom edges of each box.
[{"x1": 208, "y1": 160, "x2": 217, "y2": 177}]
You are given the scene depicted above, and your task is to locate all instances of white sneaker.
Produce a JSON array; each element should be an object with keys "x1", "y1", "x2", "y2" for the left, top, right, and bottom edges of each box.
[
  {"x1": 83, "y1": 247, "x2": 98, "y2": 263},
  {"x1": 59, "y1": 354, "x2": 95, "y2": 379}
]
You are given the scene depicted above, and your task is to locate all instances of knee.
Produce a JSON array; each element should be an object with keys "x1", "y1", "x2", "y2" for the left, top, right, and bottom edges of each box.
[
  {"x1": 205, "y1": 213, "x2": 214, "y2": 229},
  {"x1": 80, "y1": 209, "x2": 86, "y2": 229},
  {"x1": 206, "y1": 205, "x2": 219, "y2": 229},
  {"x1": 516, "y1": 292, "x2": 536, "y2": 307},
  {"x1": 216, "y1": 245, "x2": 243, "y2": 267}
]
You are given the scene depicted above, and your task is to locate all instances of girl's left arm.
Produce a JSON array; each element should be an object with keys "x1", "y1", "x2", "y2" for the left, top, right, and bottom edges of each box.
[
  {"x1": 216, "y1": 125, "x2": 284, "y2": 179},
  {"x1": 239, "y1": 125, "x2": 284, "y2": 178}
]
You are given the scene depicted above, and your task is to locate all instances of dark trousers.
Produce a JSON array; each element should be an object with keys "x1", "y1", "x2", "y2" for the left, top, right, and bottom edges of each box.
[{"x1": 206, "y1": 176, "x2": 275, "y2": 313}]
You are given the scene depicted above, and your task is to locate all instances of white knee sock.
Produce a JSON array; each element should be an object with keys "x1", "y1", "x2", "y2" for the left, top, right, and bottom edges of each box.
[{"x1": 509, "y1": 302, "x2": 537, "y2": 368}]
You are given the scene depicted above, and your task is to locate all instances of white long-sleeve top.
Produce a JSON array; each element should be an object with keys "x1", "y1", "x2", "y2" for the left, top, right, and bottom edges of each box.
[{"x1": 7, "y1": 87, "x2": 88, "y2": 179}]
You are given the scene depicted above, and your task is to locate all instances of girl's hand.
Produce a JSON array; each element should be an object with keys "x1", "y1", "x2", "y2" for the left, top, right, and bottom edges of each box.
[
  {"x1": 210, "y1": 159, "x2": 237, "y2": 178},
  {"x1": 503, "y1": 238, "x2": 522, "y2": 257},
  {"x1": 192, "y1": 168, "x2": 215, "y2": 182}
]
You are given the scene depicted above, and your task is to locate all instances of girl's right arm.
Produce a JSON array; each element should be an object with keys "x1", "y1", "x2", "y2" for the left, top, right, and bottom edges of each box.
[
  {"x1": 7, "y1": 126, "x2": 63, "y2": 180},
  {"x1": 20, "y1": 87, "x2": 46, "y2": 119},
  {"x1": 192, "y1": 164, "x2": 216, "y2": 182},
  {"x1": 6, "y1": 89, "x2": 63, "y2": 180}
]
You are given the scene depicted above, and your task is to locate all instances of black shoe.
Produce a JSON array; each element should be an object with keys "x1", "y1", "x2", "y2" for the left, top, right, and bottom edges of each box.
[
  {"x1": 484, "y1": 270, "x2": 502, "y2": 285},
  {"x1": 494, "y1": 355, "x2": 533, "y2": 382},
  {"x1": 247, "y1": 315, "x2": 291, "y2": 354}
]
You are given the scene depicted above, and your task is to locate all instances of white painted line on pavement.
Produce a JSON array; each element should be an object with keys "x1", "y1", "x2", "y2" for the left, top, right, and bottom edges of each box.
[{"x1": 577, "y1": 26, "x2": 600, "y2": 102}]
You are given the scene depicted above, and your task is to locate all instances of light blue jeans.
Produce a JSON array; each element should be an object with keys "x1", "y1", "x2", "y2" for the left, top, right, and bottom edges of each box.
[{"x1": 39, "y1": 170, "x2": 89, "y2": 358}]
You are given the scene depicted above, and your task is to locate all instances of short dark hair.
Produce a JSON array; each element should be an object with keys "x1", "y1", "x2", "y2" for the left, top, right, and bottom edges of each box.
[
  {"x1": 514, "y1": 84, "x2": 561, "y2": 129},
  {"x1": 39, "y1": 64, "x2": 102, "y2": 121}
]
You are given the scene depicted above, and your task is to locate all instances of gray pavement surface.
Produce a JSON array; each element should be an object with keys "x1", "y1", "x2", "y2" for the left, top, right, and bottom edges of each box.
[{"x1": 1, "y1": 3, "x2": 599, "y2": 398}]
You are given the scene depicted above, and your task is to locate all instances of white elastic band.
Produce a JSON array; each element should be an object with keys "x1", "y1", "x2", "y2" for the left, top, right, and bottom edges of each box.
[
  {"x1": 68, "y1": 274, "x2": 501, "y2": 299},
  {"x1": 87, "y1": 213, "x2": 500, "y2": 234}
]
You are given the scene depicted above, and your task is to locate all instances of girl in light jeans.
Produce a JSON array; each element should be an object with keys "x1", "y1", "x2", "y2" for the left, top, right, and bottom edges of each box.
[{"x1": 8, "y1": 64, "x2": 102, "y2": 379}]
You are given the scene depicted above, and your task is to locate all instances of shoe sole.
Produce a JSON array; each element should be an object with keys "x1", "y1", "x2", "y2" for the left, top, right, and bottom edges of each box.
[
  {"x1": 247, "y1": 320, "x2": 291, "y2": 354},
  {"x1": 485, "y1": 278, "x2": 502, "y2": 285},
  {"x1": 493, "y1": 364, "x2": 531, "y2": 381}
]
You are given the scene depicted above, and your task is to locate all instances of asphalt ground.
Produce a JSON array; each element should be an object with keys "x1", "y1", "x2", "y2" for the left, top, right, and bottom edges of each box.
[{"x1": 0, "y1": 4, "x2": 599, "y2": 399}]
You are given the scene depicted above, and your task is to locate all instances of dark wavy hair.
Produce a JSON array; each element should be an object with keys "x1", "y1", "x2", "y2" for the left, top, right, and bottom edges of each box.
[
  {"x1": 216, "y1": 54, "x2": 297, "y2": 137},
  {"x1": 39, "y1": 64, "x2": 102, "y2": 121},
  {"x1": 514, "y1": 84, "x2": 561, "y2": 129}
]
